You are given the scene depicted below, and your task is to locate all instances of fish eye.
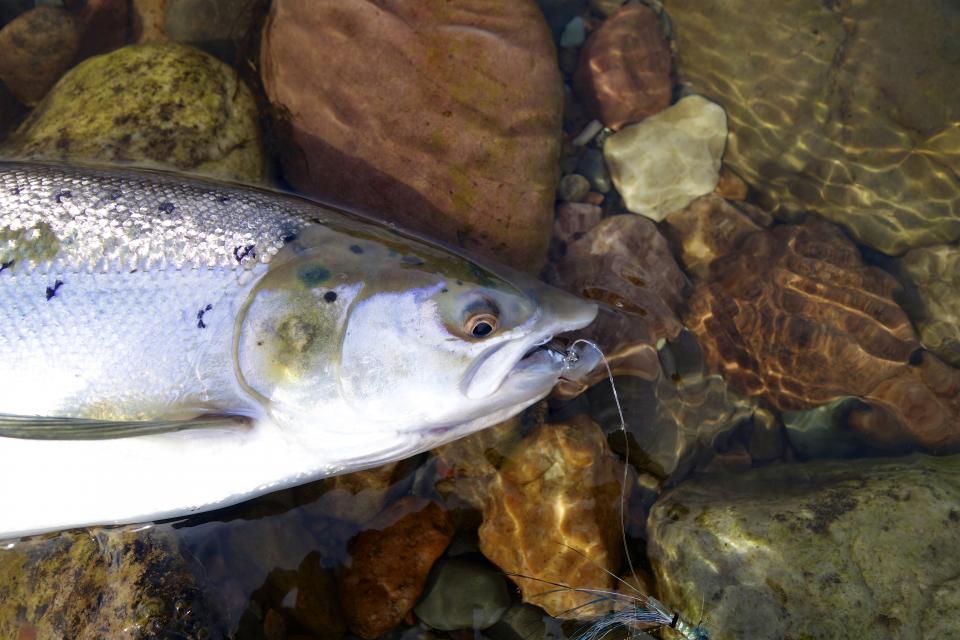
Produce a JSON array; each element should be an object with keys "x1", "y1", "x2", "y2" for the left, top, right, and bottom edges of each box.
[{"x1": 467, "y1": 313, "x2": 498, "y2": 338}]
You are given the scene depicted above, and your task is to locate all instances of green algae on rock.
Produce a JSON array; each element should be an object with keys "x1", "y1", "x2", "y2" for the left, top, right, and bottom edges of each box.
[
  {"x1": 647, "y1": 454, "x2": 960, "y2": 640},
  {"x1": 0, "y1": 527, "x2": 223, "y2": 639},
  {"x1": 2, "y1": 43, "x2": 266, "y2": 183},
  {"x1": 260, "y1": 0, "x2": 563, "y2": 271},
  {"x1": 894, "y1": 244, "x2": 960, "y2": 368},
  {"x1": 663, "y1": 0, "x2": 960, "y2": 255}
]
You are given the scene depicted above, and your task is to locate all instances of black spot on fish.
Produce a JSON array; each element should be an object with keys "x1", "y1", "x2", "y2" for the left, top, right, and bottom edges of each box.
[
  {"x1": 9, "y1": 187, "x2": 20, "y2": 196},
  {"x1": 0, "y1": 260, "x2": 13, "y2": 273},
  {"x1": 45, "y1": 280, "x2": 64, "y2": 300},
  {"x1": 323, "y1": 291, "x2": 338, "y2": 303},
  {"x1": 456, "y1": 279, "x2": 464, "y2": 285},
  {"x1": 55, "y1": 190, "x2": 71, "y2": 203},
  {"x1": 402, "y1": 255, "x2": 425, "y2": 266},
  {"x1": 158, "y1": 202, "x2": 176, "y2": 214},
  {"x1": 349, "y1": 244, "x2": 364, "y2": 254},
  {"x1": 298, "y1": 264, "x2": 331, "y2": 287},
  {"x1": 233, "y1": 244, "x2": 256, "y2": 263},
  {"x1": 109, "y1": 190, "x2": 123, "y2": 201},
  {"x1": 216, "y1": 195, "x2": 230, "y2": 204},
  {"x1": 281, "y1": 232, "x2": 298, "y2": 244},
  {"x1": 441, "y1": 288, "x2": 448, "y2": 294},
  {"x1": 197, "y1": 303, "x2": 213, "y2": 329}
]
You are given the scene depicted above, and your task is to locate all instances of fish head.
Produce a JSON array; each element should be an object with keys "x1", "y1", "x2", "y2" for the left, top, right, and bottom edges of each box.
[{"x1": 236, "y1": 225, "x2": 598, "y2": 454}]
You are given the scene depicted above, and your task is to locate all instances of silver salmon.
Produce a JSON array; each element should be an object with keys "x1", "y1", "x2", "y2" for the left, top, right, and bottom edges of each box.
[{"x1": 0, "y1": 162, "x2": 598, "y2": 537}]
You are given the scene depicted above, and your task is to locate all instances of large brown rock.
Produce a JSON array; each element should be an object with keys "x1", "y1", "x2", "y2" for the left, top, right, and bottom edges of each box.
[
  {"x1": 338, "y1": 497, "x2": 454, "y2": 639},
  {"x1": 0, "y1": 6, "x2": 81, "y2": 105},
  {"x1": 260, "y1": 0, "x2": 564, "y2": 270},
  {"x1": 685, "y1": 220, "x2": 960, "y2": 451},
  {"x1": 478, "y1": 416, "x2": 629, "y2": 618},
  {"x1": 663, "y1": 0, "x2": 960, "y2": 255},
  {"x1": 573, "y1": 3, "x2": 672, "y2": 130}
]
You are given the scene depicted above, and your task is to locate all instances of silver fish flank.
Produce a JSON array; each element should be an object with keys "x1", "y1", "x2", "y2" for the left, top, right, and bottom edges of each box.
[{"x1": 0, "y1": 161, "x2": 598, "y2": 537}]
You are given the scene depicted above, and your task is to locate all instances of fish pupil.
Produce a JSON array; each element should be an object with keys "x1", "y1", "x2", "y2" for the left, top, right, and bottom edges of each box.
[{"x1": 472, "y1": 321, "x2": 493, "y2": 337}]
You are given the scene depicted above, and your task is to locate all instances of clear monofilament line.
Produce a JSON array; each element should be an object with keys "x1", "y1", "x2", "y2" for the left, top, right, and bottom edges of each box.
[{"x1": 567, "y1": 339, "x2": 638, "y2": 593}]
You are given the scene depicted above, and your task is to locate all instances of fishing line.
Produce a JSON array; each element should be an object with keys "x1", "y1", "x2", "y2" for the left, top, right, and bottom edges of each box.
[{"x1": 565, "y1": 339, "x2": 638, "y2": 592}]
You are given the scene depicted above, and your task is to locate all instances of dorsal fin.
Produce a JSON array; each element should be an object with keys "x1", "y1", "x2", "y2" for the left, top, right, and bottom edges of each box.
[{"x1": 0, "y1": 413, "x2": 251, "y2": 440}]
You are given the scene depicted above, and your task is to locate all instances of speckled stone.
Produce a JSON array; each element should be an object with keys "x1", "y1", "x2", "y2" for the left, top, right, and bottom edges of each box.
[
  {"x1": 573, "y1": 3, "x2": 671, "y2": 129},
  {"x1": 557, "y1": 173, "x2": 591, "y2": 202},
  {"x1": 261, "y1": 0, "x2": 563, "y2": 270},
  {"x1": 2, "y1": 43, "x2": 266, "y2": 183},
  {"x1": 648, "y1": 454, "x2": 960, "y2": 640},
  {"x1": 0, "y1": 6, "x2": 81, "y2": 105},
  {"x1": 663, "y1": 0, "x2": 960, "y2": 255},
  {"x1": 0, "y1": 527, "x2": 224, "y2": 638},
  {"x1": 339, "y1": 497, "x2": 454, "y2": 639},
  {"x1": 479, "y1": 416, "x2": 629, "y2": 618},
  {"x1": 604, "y1": 95, "x2": 727, "y2": 221},
  {"x1": 895, "y1": 244, "x2": 960, "y2": 368}
]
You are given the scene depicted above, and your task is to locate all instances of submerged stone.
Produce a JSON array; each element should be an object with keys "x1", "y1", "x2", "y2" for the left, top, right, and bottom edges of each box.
[
  {"x1": 2, "y1": 43, "x2": 266, "y2": 183},
  {"x1": 648, "y1": 454, "x2": 960, "y2": 640},
  {"x1": 261, "y1": 0, "x2": 563, "y2": 271},
  {"x1": 0, "y1": 5, "x2": 81, "y2": 105},
  {"x1": 894, "y1": 244, "x2": 960, "y2": 368},
  {"x1": 0, "y1": 527, "x2": 224, "y2": 638},
  {"x1": 478, "y1": 416, "x2": 628, "y2": 619},
  {"x1": 604, "y1": 95, "x2": 727, "y2": 221},
  {"x1": 663, "y1": 0, "x2": 960, "y2": 255},
  {"x1": 413, "y1": 557, "x2": 510, "y2": 630}
]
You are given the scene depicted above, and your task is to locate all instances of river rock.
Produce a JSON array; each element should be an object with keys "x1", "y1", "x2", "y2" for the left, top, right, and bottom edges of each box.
[
  {"x1": 662, "y1": 194, "x2": 771, "y2": 280},
  {"x1": 339, "y1": 497, "x2": 454, "y2": 639},
  {"x1": 164, "y1": 0, "x2": 260, "y2": 59},
  {"x1": 131, "y1": 0, "x2": 168, "y2": 42},
  {"x1": 413, "y1": 558, "x2": 510, "y2": 630},
  {"x1": 0, "y1": 5, "x2": 81, "y2": 105},
  {"x1": 478, "y1": 416, "x2": 629, "y2": 618},
  {"x1": 663, "y1": 0, "x2": 960, "y2": 255},
  {"x1": 261, "y1": 0, "x2": 563, "y2": 271},
  {"x1": 546, "y1": 214, "x2": 687, "y2": 398},
  {"x1": 894, "y1": 244, "x2": 960, "y2": 368},
  {"x1": 3, "y1": 43, "x2": 266, "y2": 183},
  {"x1": 573, "y1": 4, "x2": 671, "y2": 130},
  {"x1": 604, "y1": 95, "x2": 727, "y2": 221},
  {"x1": 685, "y1": 219, "x2": 960, "y2": 452},
  {"x1": 73, "y1": 0, "x2": 128, "y2": 58},
  {"x1": 648, "y1": 454, "x2": 960, "y2": 640},
  {"x1": 0, "y1": 527, "x2": 224, "y2": 638}
]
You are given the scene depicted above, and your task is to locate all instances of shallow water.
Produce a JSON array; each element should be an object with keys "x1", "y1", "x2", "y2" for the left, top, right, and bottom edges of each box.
[{"x1": 0, "y1": 1, "x2": 958, "y2": 639}]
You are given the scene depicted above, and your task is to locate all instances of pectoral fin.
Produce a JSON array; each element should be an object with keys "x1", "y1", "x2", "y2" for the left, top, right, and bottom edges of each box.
[{"x1": 0, "y1": 413, "x2": 251, "y2": 440}]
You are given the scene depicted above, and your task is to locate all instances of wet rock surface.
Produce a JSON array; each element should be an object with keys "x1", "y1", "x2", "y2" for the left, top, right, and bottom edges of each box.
[
  {"x1": 573, "y1": 3, "x2": 671, "y2": 130},
  {"x1": 339, "y1": 497, "x2": 454, "y2": 639},
  {"x1": 663, "y1": 0, "x2": 960, "y2": 255},
  {"x1": 648, "y1": 454, "x2": 960, "y2": 640},
  {"x1": 547, "y1": 214, "x2": 687, "y2": 397},
  {"x1": 894, "y1": 244, "x2": 960, "y2": 368},
  {"x1": 413, "y1": 557, "x2": 510, "y2": 631},
  {"x1": 478, "y1": 416, "x2": 628, "y2": 618},
  {"x1": 604, "y1": 95, "x2": 727, "y2": 221},
  {"x1": 0, "y1": 5, "x2": 81, "y2": 105},
  {"x1": 261, "y1": 0, "x2": 563, "y2": 270},
  {"x1": 0, "y1": 527, "x2": 224, "y2": 639},
  {"x1": 2, "y1": 42, "x2": 266, "y2": 182}
]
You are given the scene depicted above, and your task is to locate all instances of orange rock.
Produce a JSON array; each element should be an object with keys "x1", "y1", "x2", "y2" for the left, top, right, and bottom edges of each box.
[
  {"x1": 0, "y1": 6, "x2": 81, "y2": 105},
  {"x1": 546, "y1": 214, "x2": 686, "y2": 398},
  {"x1": 338, "y1": 497, "x2": 454, "y2": 639},
  {"x1": 573, "y1": 3, "x2": 672, "y2": 130},
  {"x1": 713, "y1": 165, "x2": 749, "y2": 201},
  {"x1": 260, "y1": 0, "x2": 563, "y2": 271},
  {"x1": 478, "y1": 416, "x2": 630, "y2": 618}
]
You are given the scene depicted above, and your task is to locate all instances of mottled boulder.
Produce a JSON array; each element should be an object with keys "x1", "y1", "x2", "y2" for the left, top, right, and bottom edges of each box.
[
  {"x1": 0, "y1": 6, "x2": 81, "y2": 105},
  {"x1": 648, "y1": 454, "x2": 960, "y2": 640},
  {"x1": 260, "y1": 0, "x2": 563, "y2": 270},
  {"x1": 546, "y1": 214, "x2": 687, "y2": 397},
  {"x1": 662, "y1": 194, "x2": 770, "y2": 280},
  {"x1": 685, "y1": 220, "x2": 960, "y2": 451},
  {"x1": 0, "y1": 527, "x2": 223, "y2": 639},
  {"x1": 604, "y1": 95, "x2": 727, "y2": 221},
  {"x1": 3, "y1": 43, "x2": 266, "y2": 183},
  {"x1": 663, "y1": 0, "x2": 960, "y2": 255},
  {"x1": 339, "y1": 497, "x2": 454, "y2": 639},
  {"x1": 478, "y1": 416, "x2": 629, "y2": 618},
  {"x1": 895, "y1": 244, "x2": 960, "y2": 368},
  {"x1": 573, "y1": 4, "x2": 671, "y2": 130}
]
